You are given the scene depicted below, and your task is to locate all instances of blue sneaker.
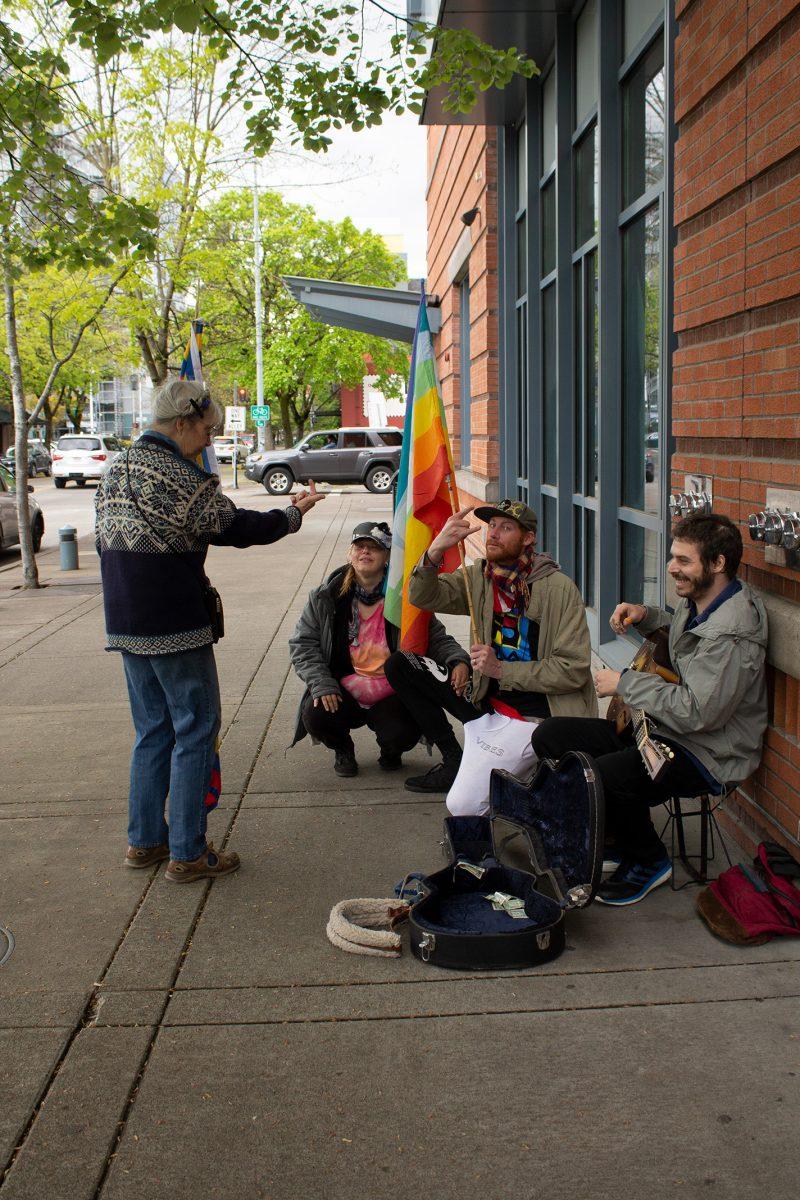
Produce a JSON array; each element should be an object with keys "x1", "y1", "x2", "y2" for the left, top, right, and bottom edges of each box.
[{"x1": 595, "y1": 858, "x2": 672, "y2": 906}]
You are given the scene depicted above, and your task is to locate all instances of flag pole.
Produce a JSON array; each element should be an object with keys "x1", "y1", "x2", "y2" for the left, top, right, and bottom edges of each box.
[{"x1": 445, "y1": 472, "x2": 478, "y2": 648}]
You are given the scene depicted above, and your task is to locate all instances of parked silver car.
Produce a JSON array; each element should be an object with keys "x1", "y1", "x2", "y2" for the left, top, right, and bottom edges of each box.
[
  {"x1": 245, "y1": 427, "x2": 402, "y2": 495},
  {"x1": 0, "y1": 464, "x2": 44, "y2": 552}
]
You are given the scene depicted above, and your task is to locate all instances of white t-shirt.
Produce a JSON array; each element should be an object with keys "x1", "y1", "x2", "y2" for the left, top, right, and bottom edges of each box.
[{"x1": 446, "y1": 711, "x2": 540, "y2": 817}]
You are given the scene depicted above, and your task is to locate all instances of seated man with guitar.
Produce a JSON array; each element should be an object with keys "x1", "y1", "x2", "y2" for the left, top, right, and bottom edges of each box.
[{"x1": 531, "y1": 513, "x2": 768, "y2": 906}]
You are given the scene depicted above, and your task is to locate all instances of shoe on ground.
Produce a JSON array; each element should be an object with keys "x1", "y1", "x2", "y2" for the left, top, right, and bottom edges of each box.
[
  {"x1": 405, "y1": 761, "x2": 459, "y2": 793},
  {"x1": 595, "y1": 857, "x2": 672, "y2": 906},
  {"x1": 378, "y1": 751, "x2": 403, "y2": 772},
  {"x1": 125, "y1": 843, "x2": 170, "y2": 869},
  {"x1": 164, "y1": 842, "x2": 240, "y2": 884},
  {"x1": 334, "y1": 748, "x2": 359, "y2": 777}
]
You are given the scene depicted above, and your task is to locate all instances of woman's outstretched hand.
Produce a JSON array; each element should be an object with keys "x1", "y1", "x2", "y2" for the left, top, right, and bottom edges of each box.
[{"x1": 294, "y1": 480, "x2": 326, "y2": 515}]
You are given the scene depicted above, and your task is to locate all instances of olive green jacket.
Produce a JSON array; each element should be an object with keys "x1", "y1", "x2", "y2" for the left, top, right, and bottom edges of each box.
[{"x1": 409, "y1": 557, "x2": 597, "y2": 718}]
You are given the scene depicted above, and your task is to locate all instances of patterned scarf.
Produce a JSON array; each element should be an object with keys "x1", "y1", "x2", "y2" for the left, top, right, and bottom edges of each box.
[
  {"x1": 484, "y1": 543, "x2": 536, "y2": 612},
  {"x1": 347, "y1": 571, "x2": 387, "y2": 646}
]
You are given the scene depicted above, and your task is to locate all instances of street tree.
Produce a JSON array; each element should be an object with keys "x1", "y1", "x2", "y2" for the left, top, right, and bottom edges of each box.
[
  {"x1": 1, "y1": 262, "x2": 137, "y2": 444},
  {"x1": 195, "y1": 190, "x2": 408, "y2": 443},
  {"x1": 70, "y1": 33, "x2": 256, "y2": 386},
  {"x1": 1, "y1": 7, "x2": 156, "y2": 586},
  {"x1": 62, "y1": 2, "x2": 537, "y2": 152}
]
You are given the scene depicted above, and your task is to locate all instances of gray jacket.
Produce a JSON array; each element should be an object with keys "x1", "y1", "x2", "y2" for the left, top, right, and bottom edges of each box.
[
  {"x1": 617, "y1": 581, "x2": 768, "y2": 786},
  {"x1": 289, "y1": 565, "x2": 469, "y2": 745}
]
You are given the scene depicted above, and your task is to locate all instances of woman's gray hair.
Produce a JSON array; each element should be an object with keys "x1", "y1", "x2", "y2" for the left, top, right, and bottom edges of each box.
[{"x1": 152, "y1": 379, "x2": 224, "y2": 428}]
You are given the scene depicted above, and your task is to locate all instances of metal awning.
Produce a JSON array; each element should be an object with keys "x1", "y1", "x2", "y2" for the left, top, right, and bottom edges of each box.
[
  {"x1": 413, "y1": 1, "x2": 570, "y2": 125},
  {"x1": 282, "y1": 277, "x2": 439, "y2": 343}
]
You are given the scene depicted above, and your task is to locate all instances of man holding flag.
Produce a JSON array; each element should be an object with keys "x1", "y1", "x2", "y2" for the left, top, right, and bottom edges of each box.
[{"x1": 383, "y1": 293, "x2": 596, "y2": 794}]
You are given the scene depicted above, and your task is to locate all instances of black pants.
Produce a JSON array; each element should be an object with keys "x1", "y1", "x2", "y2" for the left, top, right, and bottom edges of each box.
[
  {"x1": 530, "y1": 717, "x2": 713, "y2": 865},
  {"x1": 301, "y1": 690, "x2": 421, "y2": 756},
  {"x1": 383, "y1": 651, "x2": 476, "y2": 756}
]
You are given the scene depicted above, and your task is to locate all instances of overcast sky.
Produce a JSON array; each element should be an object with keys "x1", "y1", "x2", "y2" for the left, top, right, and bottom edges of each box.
[{"x1": 259, "y1": 111, "x2": 429, "y2": 279}]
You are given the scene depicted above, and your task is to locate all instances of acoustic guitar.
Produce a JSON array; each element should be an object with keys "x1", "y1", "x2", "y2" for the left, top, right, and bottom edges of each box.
[{"x1": 607, "y1": 629, "x2": 680, "y2": 784}]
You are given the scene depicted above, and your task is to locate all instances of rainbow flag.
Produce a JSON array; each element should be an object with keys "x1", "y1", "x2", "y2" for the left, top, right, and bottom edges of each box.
[
  {"x1": 179, "y1": 319, "x2": 218, "y2": 475},
  {"x1": 385, "y1": 293, "x2": 460, "y2": 652}
]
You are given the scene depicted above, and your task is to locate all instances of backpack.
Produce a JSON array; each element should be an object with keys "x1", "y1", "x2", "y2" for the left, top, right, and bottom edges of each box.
[{"x1": 696, "y1": 842, "x2": 800, "y2": 945}]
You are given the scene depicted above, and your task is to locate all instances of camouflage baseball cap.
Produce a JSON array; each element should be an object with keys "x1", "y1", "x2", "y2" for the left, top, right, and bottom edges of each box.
[{"x1": 474, "y1": 498, "x2": 538, "y2": 533}]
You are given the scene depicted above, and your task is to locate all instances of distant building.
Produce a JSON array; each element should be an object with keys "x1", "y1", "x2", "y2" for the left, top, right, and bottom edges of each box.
[
  {"x1": 339, "y1": 373, "x2": 406, "y2": 430},
  {"x1": 85, "y1": 374, "x2": 154, "y2": 438}
]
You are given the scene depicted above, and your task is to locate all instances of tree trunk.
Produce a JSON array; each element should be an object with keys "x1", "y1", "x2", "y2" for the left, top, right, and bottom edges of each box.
[
  {"x1": 43, "y1": 398, "x2": 55, "y2": 451},
  {"x1": 279, "y1": 397, "x2": 293, "y2": 448},
  {"x1": 2, "y1": 255, "x2": 39, "y2": 588}
]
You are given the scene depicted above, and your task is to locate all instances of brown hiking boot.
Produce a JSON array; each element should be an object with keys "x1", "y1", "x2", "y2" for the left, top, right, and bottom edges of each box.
[
  {"x1": 164, "y1": 842, "x2": 240, "y2": 884},
  {"x1": 125, "y1": 843, "x2": 170, "y2": 869}
]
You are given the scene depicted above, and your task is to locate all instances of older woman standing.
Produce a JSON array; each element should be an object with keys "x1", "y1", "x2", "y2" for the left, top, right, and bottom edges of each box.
[{"x1": 96, "y1": 379, "x2": 323, "y2": 882}]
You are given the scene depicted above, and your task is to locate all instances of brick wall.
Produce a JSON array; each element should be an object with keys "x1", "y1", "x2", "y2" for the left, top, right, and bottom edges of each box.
[
  {"x1": 673, "y1": 0, "x2": 800, "y2": 853},
  {"x1": 426, "y1": 124, "x2": 500, "y2": 556}
]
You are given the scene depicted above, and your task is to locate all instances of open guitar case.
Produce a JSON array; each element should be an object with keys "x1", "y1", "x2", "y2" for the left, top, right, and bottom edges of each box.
[{"x1": 406, "y1": 751, "x2": 605, "y2": 970}]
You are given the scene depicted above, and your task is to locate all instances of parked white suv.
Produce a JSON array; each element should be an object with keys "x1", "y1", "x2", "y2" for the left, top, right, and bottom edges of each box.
[
  {"x1": 52, "y1": 434, "x2": 125, "y2": 488},
  {"x1": 212, "y1": 436, "x2": 247, "y2": 464}
]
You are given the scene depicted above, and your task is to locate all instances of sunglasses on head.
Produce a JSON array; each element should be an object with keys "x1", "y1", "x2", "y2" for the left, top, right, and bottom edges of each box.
[{"x1": 187, "y1": 391, "x2": 211, "y2": 419}]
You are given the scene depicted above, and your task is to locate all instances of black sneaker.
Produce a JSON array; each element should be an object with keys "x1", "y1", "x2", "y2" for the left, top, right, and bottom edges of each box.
[
  {"x1": 378, "y1": 751, "x2": 403, "y2": 772},
  {"x1": 595, "y1": 857, "x2": 672, "y2": 906},
  {"x1": 404, "y1": 761, "x2": 459, "y2": 793},
  {"x1": 334, "y1": 749, "x2": 358, "y2": 778}
]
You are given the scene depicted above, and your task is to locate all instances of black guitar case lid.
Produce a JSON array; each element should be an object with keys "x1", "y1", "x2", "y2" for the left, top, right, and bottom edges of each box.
[{"x1": 408, "y1": 752, "x2": 604, "y2": 970}]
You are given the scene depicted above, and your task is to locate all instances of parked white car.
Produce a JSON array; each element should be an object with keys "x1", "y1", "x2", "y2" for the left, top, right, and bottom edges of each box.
[
  {"x1": 52, "y1": 434, "x2": 125, "y2": 488},
  {"x1": 212, "y1": 436, "x2": 247, "y2": 464}
]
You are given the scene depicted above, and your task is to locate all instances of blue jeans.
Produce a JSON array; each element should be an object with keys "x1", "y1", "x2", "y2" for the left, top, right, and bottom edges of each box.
[{"x1": 121, "y1": 646, "x2": 221, "y2": 862}]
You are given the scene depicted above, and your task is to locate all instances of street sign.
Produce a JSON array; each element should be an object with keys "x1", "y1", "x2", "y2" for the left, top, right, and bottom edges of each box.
[
  {"x1": 225, "y1": 405, "x2": 246, "y2": 431},
  {"x1": 250, "y1": 404, "x2": 270, "y2": 422}
]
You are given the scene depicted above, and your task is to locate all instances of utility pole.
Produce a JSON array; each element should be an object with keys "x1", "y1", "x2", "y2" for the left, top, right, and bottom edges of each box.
[{"x1": 252, "y1": 162, "x2": 273, "y2": 450}]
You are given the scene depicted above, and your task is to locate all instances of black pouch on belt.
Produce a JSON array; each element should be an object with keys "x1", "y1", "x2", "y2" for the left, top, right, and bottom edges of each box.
[{"x1": 203, "y1": 581, "x2": 225, "y2": 642}]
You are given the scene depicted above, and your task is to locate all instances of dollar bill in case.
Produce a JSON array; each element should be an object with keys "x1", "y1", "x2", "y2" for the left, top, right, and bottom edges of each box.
[{"x1": 407, "y1": 751, "x2": 605, "y2": 970}]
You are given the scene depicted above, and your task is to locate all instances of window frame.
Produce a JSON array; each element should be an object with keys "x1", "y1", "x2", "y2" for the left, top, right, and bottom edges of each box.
[{"x1": 497, "y1": 0, "x2": 672, "y2": 658}]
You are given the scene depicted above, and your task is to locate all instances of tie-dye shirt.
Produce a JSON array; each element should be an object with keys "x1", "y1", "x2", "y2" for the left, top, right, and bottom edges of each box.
[{"x1": 340, "y1": 601, "x2": 394, "y2": 707}]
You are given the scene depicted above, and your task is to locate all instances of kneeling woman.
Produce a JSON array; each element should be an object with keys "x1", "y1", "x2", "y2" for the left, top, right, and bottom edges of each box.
[{"x1": 289, "y1": 521, "x2": 469, "y2": 776}]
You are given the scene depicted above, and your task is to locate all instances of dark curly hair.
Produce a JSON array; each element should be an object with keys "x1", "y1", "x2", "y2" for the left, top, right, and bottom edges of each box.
[{"x1": 671, "y1": 512, "x2": 742, "y2": 579}]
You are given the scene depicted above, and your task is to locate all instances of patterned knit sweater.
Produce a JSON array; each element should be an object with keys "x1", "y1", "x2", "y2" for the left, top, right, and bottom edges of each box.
[{"x1": 95, "y1": 432, "x2": 301, "y2": 655}]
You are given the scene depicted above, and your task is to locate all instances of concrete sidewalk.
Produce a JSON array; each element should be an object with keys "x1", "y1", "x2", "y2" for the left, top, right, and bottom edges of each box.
[{"x1": 0, "y1": 489, "x2": 798, "y2": 1200}]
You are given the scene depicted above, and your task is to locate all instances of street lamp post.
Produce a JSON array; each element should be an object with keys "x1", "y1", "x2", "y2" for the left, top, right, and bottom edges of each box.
[{"x1": 252, "y1": 162, "x2": 272, "y2": 451}]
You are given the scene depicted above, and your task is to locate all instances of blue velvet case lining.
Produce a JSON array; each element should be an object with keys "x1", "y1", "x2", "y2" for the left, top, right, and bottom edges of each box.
[
  {"x1": 490, "y1": 755, "x2": 599, "y2": 897},
  {"x1": 414, "y1": 864, "x2": 562, "y2": 935},
  {"x1": 415, "y1": 753, "x2": 600, "y2": 939}
]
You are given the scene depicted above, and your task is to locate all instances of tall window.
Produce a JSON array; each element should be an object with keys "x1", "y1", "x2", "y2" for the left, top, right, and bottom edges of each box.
[
  {"x1": 572, "y1": 0, "x2": 599, "y2": 606},
  {"x1": 539, "y1": 71, "x2": 557, "y2": 554},
  {"x1": 459, "y1": 276, "x2": 471, "y2": 468},
  {"x1": 619, "y1": 25, "x2": 665, "y2": 608},
  {"x1": 497, "y1": 1, "x2": 669, "y2": 648},
  {"x1": 514, "y1": 118, "x2": 529, "y2": 500}
]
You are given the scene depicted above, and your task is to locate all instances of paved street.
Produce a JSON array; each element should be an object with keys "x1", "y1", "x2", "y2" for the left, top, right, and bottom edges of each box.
[{"x1": 0, "y1": 488, "x2": 798, "y2": 1200}]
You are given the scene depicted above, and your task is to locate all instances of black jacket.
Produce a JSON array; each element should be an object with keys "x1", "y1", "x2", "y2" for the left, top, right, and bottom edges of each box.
[{"x1": 288, "y1": 564, "x2": 469, "y2": 744}]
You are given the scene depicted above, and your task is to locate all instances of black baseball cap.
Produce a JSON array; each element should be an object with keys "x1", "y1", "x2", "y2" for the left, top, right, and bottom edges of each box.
[{"x1": 351, "y1": 521, "x2": 392, "y2": 551}]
